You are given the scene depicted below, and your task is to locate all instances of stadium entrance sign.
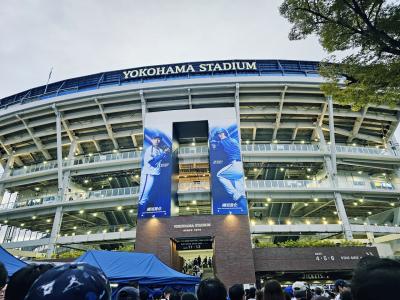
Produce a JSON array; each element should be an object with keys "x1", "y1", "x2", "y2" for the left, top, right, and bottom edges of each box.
[{"x1": 122, "y1": 61, "x2": 257, "y2": 79}]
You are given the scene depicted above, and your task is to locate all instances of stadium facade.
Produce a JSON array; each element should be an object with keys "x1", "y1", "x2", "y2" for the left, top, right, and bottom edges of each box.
[{"x1": 0, "y1": 60, "x2": 400, "y2": 285}]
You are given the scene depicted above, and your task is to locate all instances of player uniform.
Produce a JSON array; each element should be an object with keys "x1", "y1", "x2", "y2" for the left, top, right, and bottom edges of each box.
[
  {"x1": 212, "y1": 130, "x2": 246, "y2": 201},
  {"x1": 138, "y1": 145, "x2": 168, "y2": 205}
]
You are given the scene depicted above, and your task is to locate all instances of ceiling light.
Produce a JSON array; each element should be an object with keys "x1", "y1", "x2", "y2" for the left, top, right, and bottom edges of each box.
[
  {"x1": 352, "y1": 143, "x2": 356, "y2": 147},
  {"x1": 88, "y1": 153, "x2": 93, "y2": 157},
  {"x1": 192, "y1": 200, "x2": 197, "y2": 205},
  {"x1": 368, "y1": 211, "x2": 372, "y2": 215},
  {"x1": 359, "y1": 198, "x2": 364, "y2": 203},
  {"x1": 102, "y1": 229, "x2": 107, "y2": 233},
  {"x1": 108, "y1": 177, "x2": 113, "y2": 181},
  {"x1": 46, "y1": 219, "x2": 51, "y2": 223},
  {"x1": 246, "y1": 140, "x2": 250, "y2": 144},
  {"x1": 280, "y1": 168, "x2": 284, "y2": 172},
  {"x1": 338, "y1": 220, "x2": 342, "y2": 224},
  {"x1": 267, "y1": 197, "x2": 271, "y2": 202},
  {"x1": 117, "y1": 206, "x2": 123, "y2": 211},
  {"x1": 73, "y1": 226, "x2": 77, "y2": 230},
  {"x1": 323, "y1": 221, "x2": 328, "y2": 225},
  {"x1": 313, "y1": 198, "x2": 318, "y2": 202},
  {"x1": 186, "y1": 207, "x2": 190, "y2": 211},
  {"x1": 92, "y1": 213, "x2": 98, "y2": 217},
  {"x1": 88, "y1": 187, "x2": 92, "y2": 191},
  {"x1": 301, "y1": 140, "x2": 305, "y2": 144},
  {"x1": 253, "y1": 168, "x2": 258, "y2": 171},
  {"x1": 191, "y1": 142, "x2": 196, "y2": 146},
  {"x1": 304, "y1": 203, "x2": 309, "y2": 206},
  {"x1": 129, "y1": 209, "x2": 134, "y2": 213},
  {"x1": 20, "y1": 223, "x2": 25, "y2": 227},
  {"x1": 353, "y1": 202, "x2": 358, "y2": 206},
  {"x1": 307, "y1": 168, "x2": 311, "y2": 172},
  {"x1": 46, "y1": 229, "x2": 50, "y2": 233},
  {"x1": 358, "y1": 171, "x2": 363, "y2": 174},
  {"x1": 87, "y1": 231, "x2": 91, "y2": 235},
  {"x1": 35, "y1": 187, "x2": 40, "y2": 191},
  {"x1": 135, "y1": 174, "x2": 139, "y2": 178},
  {"x1": 4, "y1": 220, "x2": 8, "y2": 224},
  {"x1": 286, "y1": 220, "x2": 292, "y2": 225},
  {"x1": 250, "y1": 220, "x2": 256, "y2": 226},
  {"x1": 84, "y1": 179, "x2": 89, "y2": 184},
  {"x1": 79, "y1": 210, "x2": 84, "y2": 214},
  {"x1": 113, "y1": 149, "x2": 118, "y2": 153},
  {"x1": 119, "y1": 228, "x2": 124, "y2": 232},
  {"x1": 306, "y1": 220, "x2": 311, "y2": 225},
  {"x1": 139, "y1": 147, "x2": 143, "y2": 150},
  {"x1": 273, "y1": 139, "x2": 278, "y2": 144},
  {"x1": 268, "y1": 220, "x2": 275, "y2": 225},
  {"x1": 333, "y1": 211, "x2": 338, "y2": 215},
  {"x1": 391, "y1": 202, "x2": 395, "y2": 206},
  {"x1": 32, "y1": 216, "x2": 36, "y2": 220},
  {"x1": 264, "y1": 203, "x2": 269, "y2": 207}
]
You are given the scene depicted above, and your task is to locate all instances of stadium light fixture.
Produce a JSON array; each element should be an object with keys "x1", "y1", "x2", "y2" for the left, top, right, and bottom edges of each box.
[
  {"x1": 117, "y1": 206, "x2": 123, "y2": 211},
  {"x1": 313, "y1": 198, "x2": 318, "y2": 202},
  {"x1": 46, "y1": 229, "x2": 50, "y2": 233},
  {"x1": 368, "y1": 211, "x2": 372, "y2": 215},
  {"x1": 46, "y1": 219, "x2": 51, "y2": 223},
  {"x1": 84, "y1": 179, "x2": 89, "y2": 184},
  {"x1": 73, "y1": 226, "x2": 77, "y2": 230},
  {"x1": 79, "y1": 210, "x2": 84, "y2": 214},
  {"x1": 304, "y1": 203, "x2": 309, "y2": 206},
  {"x1": 103, "y1": 229, "x2": 107, "y2": 233},
  {"x1": 391, "y1": 202, "x2": 395, "y2": 206}
]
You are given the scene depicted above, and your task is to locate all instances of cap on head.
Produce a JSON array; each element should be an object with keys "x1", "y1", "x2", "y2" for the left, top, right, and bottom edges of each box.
[
  {"x1": 24, "y1": 263, "x2": 111, "y2": 300},
  {"x1": 335, "y1": 279, "x2": 349, "y2": 288}
]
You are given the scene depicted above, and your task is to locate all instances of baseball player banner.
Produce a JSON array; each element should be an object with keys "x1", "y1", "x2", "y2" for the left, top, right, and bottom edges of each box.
[
  {"x1": 138, "y1": 120, "x2": 172, "y2": 218},
  {"x1": 209, "y1": 109, "x2": 248, "y2": 215}
]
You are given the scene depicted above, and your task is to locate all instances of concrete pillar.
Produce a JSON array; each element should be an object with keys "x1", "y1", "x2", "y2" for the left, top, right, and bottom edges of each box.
[
  {"x1": 234, "y1": 83, "x2": 242, "y2": 145},
  {"x1": 0, "y1": 156, "x2": 15, "y2": 204},
  {"x1": 140, "y1": 90, "x2": 147, "y2": 128},
  {"x1": 327, "y1": 96, "x2": 353, "y2": 240},
  {"x1": 47, "y1": 107, "x2": 64, "y2": 257}
]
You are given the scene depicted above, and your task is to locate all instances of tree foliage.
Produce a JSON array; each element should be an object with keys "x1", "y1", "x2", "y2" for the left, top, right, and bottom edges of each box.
[
  {"x1": 254, "y1": 239, "x2": 364, "y2": 248},
  {"x1": 280, "y1": 0, "x2": 400, "y2": 109}
]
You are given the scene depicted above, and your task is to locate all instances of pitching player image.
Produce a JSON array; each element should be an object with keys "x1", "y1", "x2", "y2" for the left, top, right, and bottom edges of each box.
[
  {"x1": 210, "y1": 127, "x2": 246, "y2": 202},
  {"x1": 138, "y1": 134, "x2": 170, "y2": 206}
]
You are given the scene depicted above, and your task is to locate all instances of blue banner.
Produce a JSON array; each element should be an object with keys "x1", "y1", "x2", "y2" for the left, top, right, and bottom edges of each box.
[
  {"x1": 137, "y1": 127, "x2": 172, "y2": 218},
  {"x1": 209, "y1": 122, "x2": 248, "y2": 215}
]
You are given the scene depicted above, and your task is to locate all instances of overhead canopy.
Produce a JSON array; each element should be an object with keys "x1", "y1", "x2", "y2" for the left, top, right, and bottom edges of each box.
[
  {"x1": 75, "y1": 250, "x2": 200, "y2": 285},
  {"x1": 0, "y1": 246, "x2": 27, "y2": 276}
]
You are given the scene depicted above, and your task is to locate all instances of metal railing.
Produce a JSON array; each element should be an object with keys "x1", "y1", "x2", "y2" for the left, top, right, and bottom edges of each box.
[
  {"x1": 334, "y1": 145, "x2": 397, "y2": 156},
  {"x1": 246, "y1": 180, "x2": 330, "y2": 189},
  {"x1": 66, "y1": 186, "x2": 139, "y2": 202},
  {"x1": 0, "y1": 194, "x2": 60, "y2": 210},
  {"x1": 242, "y1": 143, "x2": 320, "y2": 152},
  {"x1": 11, "y1": 160, "x2": 58, "y2": 176},
  {"x1": 179, "y1": 146, "x2": 209, "y2": 154},
  {"x1": 72, "y1": 151, "x2": 141, "y2": 165},
  {"x1": 178, "y1": 181, "x2": 210, "y2": 192}
]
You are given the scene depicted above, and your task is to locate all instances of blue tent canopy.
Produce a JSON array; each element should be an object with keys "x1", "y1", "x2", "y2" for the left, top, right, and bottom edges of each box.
[
  {"x1": 75, "y1": 250, "x2": 200, "y2": 286},
  {"x1": 0, "y1": 246, "x2": 27, "y2": 276}
]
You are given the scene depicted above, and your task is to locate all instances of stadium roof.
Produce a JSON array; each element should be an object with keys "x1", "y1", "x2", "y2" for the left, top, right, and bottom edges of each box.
[{"x1": 0, "y1": 59, "x2": 319, "y2": 109}]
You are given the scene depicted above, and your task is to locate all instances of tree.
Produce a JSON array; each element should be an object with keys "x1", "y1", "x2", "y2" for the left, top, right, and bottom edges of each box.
[{"x1": 280, "y1": 0, "x2": 400, "y2": 110}]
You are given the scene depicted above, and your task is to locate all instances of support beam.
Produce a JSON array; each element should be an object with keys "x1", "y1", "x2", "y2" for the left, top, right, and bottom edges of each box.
[
  {"x1": 272, "y1": 85, "x2": 288, "y2": 140},
  {"x1": 16, "y1": 115, "x2": 52, "y2": 160},
  {"x1": 291, "y1": 128, "x2": 298, "y2": 141},
  {"x1": 327, "y1": 95, "x2": 353, "y2": 240},
  {"x1": 140, "y1": 90, "x2": 147, "y2": 128},
  {"x1": 92, "y1": 140, "x2": 101, "y2": 152},
  {"x1": 131, "y1": 135, "x2": 138, "y2": 147},
  {"x1": 347, "y1": 106, "x2": 368, "y2": 143},
  {"x1": 311, "y1": 103, "x2": 328, "y2": 140},
  {"x1": 188, "y1": 88, "x2": 192, "y2": 109},
  {"x1": 60, "y1": 113, "x2": 83, "y2": 154},
  {"x1": 252, "y1": 128, "x2": 257, "y2": 141},
  {"x1": 95, "y1": 99, "x2": 119, "y2": 150},
  {"x1": 234, "y1": 83, "x2": 242, "y2": 144}
]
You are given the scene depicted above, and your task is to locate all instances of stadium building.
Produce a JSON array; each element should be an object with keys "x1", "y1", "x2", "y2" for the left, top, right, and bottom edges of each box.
[{"x1": 0, "y1": 60, "x2": 399, "y2": 285}]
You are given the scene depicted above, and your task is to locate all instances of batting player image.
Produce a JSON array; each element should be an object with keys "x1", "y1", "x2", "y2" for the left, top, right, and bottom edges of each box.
[
  {"x1": 138, "y1": 134, "x2": 170, "y2": 206},
  {"x1": 210, "y1": 127, "x2": 246, "y2": 202}
]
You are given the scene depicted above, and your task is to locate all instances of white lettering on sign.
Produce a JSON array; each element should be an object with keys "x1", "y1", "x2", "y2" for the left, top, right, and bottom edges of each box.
[
  {"x1": 174, "y1": 223, "x2": 211, "y2": 229},
  {"x1": 122, "y1": 62, "x2": 257, "y2": 79}
]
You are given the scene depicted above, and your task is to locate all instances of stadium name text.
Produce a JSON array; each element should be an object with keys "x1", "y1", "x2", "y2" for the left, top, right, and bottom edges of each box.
[{"x1": 122, "y1": 61, "x2": 257, "y2": 79}]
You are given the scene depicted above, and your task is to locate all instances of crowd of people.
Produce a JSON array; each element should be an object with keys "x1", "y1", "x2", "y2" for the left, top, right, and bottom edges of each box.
[
  {"x1": 182, "y1": 256, "x2": 213, "y2": 277},
  {"x1": 0, "y1": 256, "x2": 399, "y2": 300}
]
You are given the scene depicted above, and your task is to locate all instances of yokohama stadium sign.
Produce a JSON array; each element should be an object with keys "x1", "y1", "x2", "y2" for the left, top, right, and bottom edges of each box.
[{"x1": 122, "y1": 61, "x2": 257, "y2": 80}]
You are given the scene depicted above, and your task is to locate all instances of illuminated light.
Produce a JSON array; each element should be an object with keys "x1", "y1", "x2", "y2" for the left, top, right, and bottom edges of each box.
[
  {"x1": 327, "y1": 141, "x2": 331, "y2": 145},
  {"x1": 253, "y1": 168, "x2": 258, "y2": 171},
  {"x1": 108, "y1": 177, "x2": 113, "y2": 181},
  {"x1": 72, "y1": 232, "x2": 76, "y2": 236},
  {"x1": 363, "y1": 222, "x2": 367, "y2": 225},
  {"x1": 64, "y1": 157, "x2": 68, "y2": 160},
  {"x1": 323, "y1": 221, "x2": 328, "y2": 225},
  {"x1": 84, "y1": 179, "x2": 89, "y2": 184},
  {"x1": 333, "y1": 211, "x2": 338, "y2": 215},
  {"x1": 304, "y1": 203, "x2": 309, "y2": 206},
  {"x1": 46, "y1": 229, "x2": 50, "y2": 233},
  {"x1": 92, "y1": 213, "x2": 98, "y2": 217},
  {"x1": 368, "y1": 211, "x2": 372, "y2": 215},
  {"x1": 307, "y1": 168, "x2": 311, "y2": 172},
  {"x1": 273, "y1": 139, "x2": 278, "y2": 144},
  {"x1": 113, "y1": 149, "x2": 118, "y2": 153},
  {"x1": 352, "y1": 143, "x2": 357, "y2": 147},
  {"x1": 314, "y1": 138, "x2": 319, "y2": 142},
  {"x1": 46, "y1": 219, "x2": 51, "y2": 223},
  {"x1": 264, "y1": 203, "x2": 269, "y2": 207},
  {"x1": 385, "y1": 223, "x2": 388, "y2": 226},
  {"x1": 20, "y1": 223, "x2": 25, "y2": 227},
  {"x1": 73, "y1": 226, "x2": 77, "y2": 230},
  {"x1": 135, "y1": 174, "x2": 139, "y2": 178},
  {"x1": 250, "y1": 220, "x2": 256, "y2": 226},
  {"x1": 301, "y1": 140, "x2": 305, "y2": 144},
  {"x1": 191, "y1": 142, "x2": 196, "y2": 146},
  {"x1": 87, "y1": 231, "x2": 92, "y2": 235},
  {"x1": 286, "y1": 220, "x2": 292, "y2": 225},
  {"x1": 358, "y1": 171, "x2": 363, "y2": 175},
  {"x1": 375, "y1": 145, "x2": 380, "y2": 149},
  {"x1": 23, "y1": 166, "x2": 27, "y2": 169},
  {"x1": 192, "y1": 200, "x2": 197, "y2": 205},
  {"x1": 88, "y1": 153, "x2": 93, "y2": 157},
  {"x1": 35, "y1": 187, "x2": 40, "y2": 191},
  {"x1": 139, "y1": 147, "x2": 143, "y2": 150},
  {"x1": 117, "y1": 206, "x2": 123, "y2": 211},
  {"x1": 322, "y1": 217, "x2": 326, "y2": 220},
  {"x1": 64, "y1": 233, "x2": 68, "y2": 237},
  {"x1": 186, "y1": 207, "x2": 190, "y2": 211},
  {"x1": 32, "y1": 216, "x2": 36, "y2": 220},
  {"x1": 306, "y1": 175, "x2": 310, "y2": 179},
  {"x1": 313, "y1": 198, "x2": 318, "y2": 202},
  {"x1": 4, "y1": 220, "x2": 8, "y2": 224},
  {"x1": 354, "y1": 217, "x2": 358, "y2": 221},
  {"x1": 359, "y1": 199, "x2": 364, "y2": 203},
  {"x1": 102, "y1": 229, "x2": 107, "y2": 233},
  {"x1": 246, "y1": 140, "x2": 250, "y2": 144},
  {"x1": 88, "y1": 187, "x2": 93, "y2": 191},
  {"x1": 79, "y1": 210, "x2": 84, "y2": 214},
  {"x1": 353, "y1": 202, "x2": 358, "y2": 206},
  {"x1": 244, "y1": 176, "x2": 248, "y2": 180},
  {"x1": 382, "y1": 173, "x2": 386, "y2": 176},
  {"x1": 391, "y1": 202, "x2": 395, "y2": 206},
  {"x1": 338, "y1": 220, "x2": 342, "y2": 225},
  {"x1": 129, "y1": 209, "x2": 134, "y2": 213},
  {"x1": 306, "y1": 220, "x2": 311, "y2": 225},
  {"x1": 280, "y1": 168, "x2": 285, "y2": 172},
  {"x1": 267, "y1": 197, "x2": 271, "y2": 202},
  {"x1": 268, "y1": 220, "x2": 275, "y2": 225},
  {"x1": 119, "y1": 228, "x2": 124, "y2": 232},
  {"x1": 395, "y1": 224, "x2": 399, "y2": 227},
  {"x1": 43, "y1": 161, "x2": 47, "y2": 164}
]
